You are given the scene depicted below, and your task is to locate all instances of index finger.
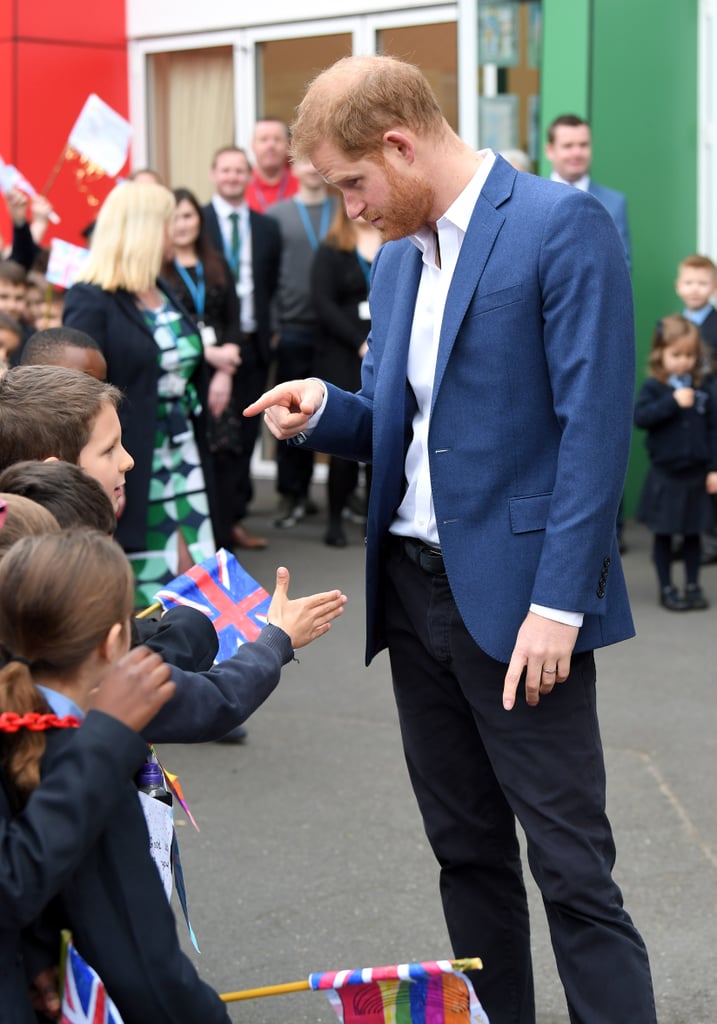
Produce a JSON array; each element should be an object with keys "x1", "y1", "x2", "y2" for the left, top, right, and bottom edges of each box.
[
  {"x1": 502, "y1": 652, "x2": 526, "y2": 710},
  {"x1": 243, "y1": 384, "x2": 295, "y2": 418}
]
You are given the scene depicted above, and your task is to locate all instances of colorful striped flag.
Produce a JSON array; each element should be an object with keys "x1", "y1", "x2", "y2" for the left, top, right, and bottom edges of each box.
[
  {"x1": 61, "y1": 941, "x2": 124, "y2": 1024},
  {"x1": 309, "y1": 960, "x2": 489, "y2": 1024},
  {"x1": 154, "y1": 548, "x2": 271, "y2": 662}
]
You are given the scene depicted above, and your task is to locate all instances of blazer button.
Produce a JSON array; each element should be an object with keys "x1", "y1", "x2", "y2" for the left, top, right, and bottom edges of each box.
[
  {"x1": 597, "y1": 586, "x2": 605, "y2": 598},
  {"x1": 603, "y1": 557, "x2": 611, "y2": 568}
]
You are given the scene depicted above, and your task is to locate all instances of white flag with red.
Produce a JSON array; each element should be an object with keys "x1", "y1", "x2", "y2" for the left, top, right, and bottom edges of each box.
[{"x1": 68, "y1": 94, "x2": 132, "y2": 177}]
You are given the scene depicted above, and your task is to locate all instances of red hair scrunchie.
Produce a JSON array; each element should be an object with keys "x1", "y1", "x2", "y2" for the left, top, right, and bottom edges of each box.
[{"x1": 0, "y1": 712, "x2": 81, "y2": 733}]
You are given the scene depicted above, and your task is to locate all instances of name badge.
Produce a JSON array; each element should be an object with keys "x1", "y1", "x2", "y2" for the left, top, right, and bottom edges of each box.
[
  {"x1": 199, "y1": 323, "x2": 217, "y2": 348},
  {"x1": 358, "y1": 300, "x2": 371, "y2": 321}
]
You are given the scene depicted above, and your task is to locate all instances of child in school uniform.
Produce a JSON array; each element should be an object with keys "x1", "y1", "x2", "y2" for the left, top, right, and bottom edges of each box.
[
  {"x1": 675, "y1": 254, "x2": 717, "y2": 562},
  {"x1": 0, "y1": 529, "x2": 225, "y2": 1024},
  {"x1": 634, "y1": 314, "x2": 717, "y2": 610}
]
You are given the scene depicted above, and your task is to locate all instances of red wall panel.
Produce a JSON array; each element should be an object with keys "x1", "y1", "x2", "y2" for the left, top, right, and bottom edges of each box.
[
  {"x1": 0, "y1": 0, "x2": 15, "y2": 41},
  {"x1": 0, "y1": 42, "x2": 14, "y2": 156},
  {"x1": 17, "y1": 0, "x2": 125, "y2": 48}
]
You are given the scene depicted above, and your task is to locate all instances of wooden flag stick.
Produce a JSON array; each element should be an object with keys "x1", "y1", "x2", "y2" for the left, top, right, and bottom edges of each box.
[
  {"x1": 135, "y1": 602, "x2": 161, "y2": 619},
  {"x1": 219, "y1": 958, "x2": 482, "y2": 1004},
  {"x1": 220, "y1": 979, "x2": 310, "y2": 1002},
  {"x1": 41, "y1": 144, "x2": 73, "y2": 198}
]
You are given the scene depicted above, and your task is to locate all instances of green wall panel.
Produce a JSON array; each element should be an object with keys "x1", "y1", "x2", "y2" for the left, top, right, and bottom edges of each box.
[
  {"x1": 538, "y1": 0, "x2": 698, "y2": 512},
  {"x1": 591, "y1": 0, "x2": 698, "y2": 511},
  {"x1": 539, "y1": 0, "x2": 591, "y2": 175}
]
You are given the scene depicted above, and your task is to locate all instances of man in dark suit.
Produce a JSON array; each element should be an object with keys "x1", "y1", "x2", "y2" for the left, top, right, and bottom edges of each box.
[
  {"x1": 545, "y1": 113, "x2": 632, "y2": 271},
  {"x1": 247, "y1": 56, "x2": 656, "y2": 1024},
  {"x1": 202, "y1": 145, "x2": 281, "y2": 550}
]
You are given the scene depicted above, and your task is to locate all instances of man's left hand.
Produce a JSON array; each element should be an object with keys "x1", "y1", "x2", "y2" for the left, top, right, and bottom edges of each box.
[{"x1": 503, "y1": 611, "x2": 579, "y2": 710}]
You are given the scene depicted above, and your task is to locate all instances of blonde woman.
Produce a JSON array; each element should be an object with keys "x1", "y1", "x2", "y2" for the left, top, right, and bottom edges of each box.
[{"x1": 63, "y1": 182, "x2": 215, "y2": 606}]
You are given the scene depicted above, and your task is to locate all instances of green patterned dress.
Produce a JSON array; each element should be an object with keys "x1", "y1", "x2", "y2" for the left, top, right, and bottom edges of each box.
[{"x1": 129, "y1": 298, "x2": 215, "y2": 606}]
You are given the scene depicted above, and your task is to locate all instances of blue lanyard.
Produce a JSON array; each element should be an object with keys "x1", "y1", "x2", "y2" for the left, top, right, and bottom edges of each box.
[
  {"x1": 295, "y1": 198, "x2": 332, "y2": 251},
  {"x1": 355, "y1": 250, "x2": 372, "y2": 291},
  {"x1": 252, "y1": 168, "x2": 291, "y2": 211},
  {"x1": 173, "y1": 260, "x2": 206, "y2": 318}
]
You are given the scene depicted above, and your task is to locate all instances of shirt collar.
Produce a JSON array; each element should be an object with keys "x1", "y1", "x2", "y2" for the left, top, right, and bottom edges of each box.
[
  {"x1": 212, "y1": 194, "x2": 248, "y2": 220},
  {"x1": 550, "y1": 171, "x2": 591, "y2": 192},
  {"x1": 410, "y1": 149, "x2": 496, "y2": 258},
  {"x1": 36, "y1": 684, "x2": 84, "y2": 721},
  {"x1": 683, "y1": 304, "x2": 714, "y2": 325}
]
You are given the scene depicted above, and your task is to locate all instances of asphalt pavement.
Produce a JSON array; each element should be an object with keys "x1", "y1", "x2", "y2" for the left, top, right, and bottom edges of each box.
[{"x1": 160, "y1": 482, "x2": 717, "y2": 1024}]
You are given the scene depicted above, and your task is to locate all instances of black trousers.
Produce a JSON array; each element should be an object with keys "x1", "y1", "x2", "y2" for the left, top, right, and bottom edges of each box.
[
  {"x1": 383, "y1": 538, "x2": 656, "y2": 1024},
  {"x1": 232, "y1": 339, "x2": 270, "y2": 522},
  {"x1": 274, "y1": 327, "x2": 315, "y2": 499}
]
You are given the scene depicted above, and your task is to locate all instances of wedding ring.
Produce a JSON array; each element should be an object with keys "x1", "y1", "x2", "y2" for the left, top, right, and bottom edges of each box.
[{"x1": 542, "y1": 667, "x2": 557, "y2": 675}]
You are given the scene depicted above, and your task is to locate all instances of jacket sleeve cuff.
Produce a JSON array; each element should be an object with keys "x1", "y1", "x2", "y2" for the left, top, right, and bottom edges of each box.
[{"x1": 255, "y1": 624, "x2": 294, "y2": 664}]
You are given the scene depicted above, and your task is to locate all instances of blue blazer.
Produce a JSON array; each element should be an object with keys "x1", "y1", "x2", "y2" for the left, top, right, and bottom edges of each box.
[
  {"x1": 304, "y1": 156, "x2": 636, "y2": 665},
  {"x1": 588, "y1": 181, "x2": 631, "y2": 271}
]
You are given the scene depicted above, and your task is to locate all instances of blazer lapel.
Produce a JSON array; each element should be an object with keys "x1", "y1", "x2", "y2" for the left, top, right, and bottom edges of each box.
[
  {"x1": 114, "y1": 289, "x2": 153, "y2": 335},
  {"x1": 370, "y1": 243, "x2": 422, "y2": 513},
  {"x1": 431, "y1": 159, "x2": 514, "y2": 410},
  {"x1": 373, "y1": 242, "x2": 422, "y2": 421}
]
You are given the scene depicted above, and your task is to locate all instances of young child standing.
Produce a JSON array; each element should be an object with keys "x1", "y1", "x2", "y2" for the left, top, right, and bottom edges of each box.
[
  {"x1": 0, "y1": 529, "x2": 229, "y2": 1024},
  {"x1": 634, "y1": 314, "x2": 717, "y2": 609},
  {"x1": 675, "y1": 253, "x2": 717, "y2": 356},
  {"x1": 675, "y1": 254, "x2": 717, "y2": 563}
]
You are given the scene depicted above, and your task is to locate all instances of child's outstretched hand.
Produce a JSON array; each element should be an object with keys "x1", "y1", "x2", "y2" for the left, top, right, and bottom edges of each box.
[
  {"x1": 267, "y1": 566, "x2": 347, "y2": 649},
  {"x1": 89, "y1": 646, "x2": 175, "y2": 732}
]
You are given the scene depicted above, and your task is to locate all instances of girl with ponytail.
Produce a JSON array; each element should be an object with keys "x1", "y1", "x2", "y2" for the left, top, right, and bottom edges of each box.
[{"x1": 0, "y1": 530, "x2": 229, "y2": 1024}]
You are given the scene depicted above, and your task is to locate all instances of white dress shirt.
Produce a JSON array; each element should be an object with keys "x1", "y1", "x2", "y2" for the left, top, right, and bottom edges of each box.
[
  {"x1": 210, "y1": 195, "x2": 256, "y2": 332},
  {"x1": 550, "y1": 171, "x2": 591, "y2": 192}
]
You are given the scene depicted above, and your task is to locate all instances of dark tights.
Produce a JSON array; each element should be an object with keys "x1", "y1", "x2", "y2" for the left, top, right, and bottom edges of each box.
[
  {"x1": 653, "y1": 533, "x2": 701, "y2": 588},
  {"x1": 326, "y1": 459, "x2": 371, "y2": 528}
]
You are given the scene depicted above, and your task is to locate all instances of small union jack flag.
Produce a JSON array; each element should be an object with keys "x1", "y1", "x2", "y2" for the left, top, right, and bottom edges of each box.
[
  {"x1": 154, "y1": 548, "x2": 271, "y2": 662},
  {"x1": 61, "y1": 941, "x2": 124, "y2": 1024}
]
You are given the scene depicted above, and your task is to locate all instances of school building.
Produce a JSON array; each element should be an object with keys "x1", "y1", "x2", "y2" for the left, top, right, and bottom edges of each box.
[{"x1": 2, "y1": 0, "x2": 715, "y2": 505}]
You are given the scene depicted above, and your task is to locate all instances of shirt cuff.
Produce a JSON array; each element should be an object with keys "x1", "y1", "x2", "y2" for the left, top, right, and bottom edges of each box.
[
  {"x1": 529, "y1": 603, "x2": 584, "y2": 628},
  {"x1": 303, "y1": 378, "x2": 328, "y2": 433}
]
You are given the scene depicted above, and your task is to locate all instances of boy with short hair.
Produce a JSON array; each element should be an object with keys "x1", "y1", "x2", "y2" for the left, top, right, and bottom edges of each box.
[
  {"x1": 0, "y1": 260, "x2": 27, "y2": 323},
  {"x1": 20, "y1": 325, "x2": 107, "y2": 380},
  {"x1": 0, "y1": 365, "x2": 132, "y2": 513},
  {"x1": 675, "y1": 253, "x2": 717, "y2": 355},
  {"x1": 0, "y1": 312, "x2": 23, "y2": 372},
  {"x1": 0, "y1": 459, "x2": 117, "y2": 534}
]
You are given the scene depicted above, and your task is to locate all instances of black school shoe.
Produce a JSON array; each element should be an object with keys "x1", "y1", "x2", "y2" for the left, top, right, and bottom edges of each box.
[
  {"x1": 660, "y1": 586, "x2": 689, "y2": 611},
  {"x1": 685, "y1": 584, "x2": 710, "y2": 610}
]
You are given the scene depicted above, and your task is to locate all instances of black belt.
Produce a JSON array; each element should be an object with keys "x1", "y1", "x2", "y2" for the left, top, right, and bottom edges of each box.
[{"x1": 400, "y1": 536, "x2": 446, "y2": 576}]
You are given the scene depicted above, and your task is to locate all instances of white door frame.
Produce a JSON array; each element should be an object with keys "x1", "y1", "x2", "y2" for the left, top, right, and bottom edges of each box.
[
  {"x1": 128, "y1": 5, "x2": 460, "y2": 480},
  {"x1": 129, "y1": 5, "x2": 460, "y2": 167}
]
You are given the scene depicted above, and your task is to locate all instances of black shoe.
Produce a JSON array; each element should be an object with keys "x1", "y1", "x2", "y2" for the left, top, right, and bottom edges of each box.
[
  {"x1": 685, "y1": 584, "x2": 710, "y2": 610},
  {"x1": 343, "y1": 491, "x2": 368, "y2": 524},
  {"x1": 274, "y1": 495, "x2": 305, "y2": 529},
  {"x1": 324, "y1": 523, "x2": 348, "y2": 547},
  {"x1": 215, "y1": 724, "x2": 248, "y2": 744},
  {"x1": 660, "y1": 586, "x2": 689, "y2": 611}
]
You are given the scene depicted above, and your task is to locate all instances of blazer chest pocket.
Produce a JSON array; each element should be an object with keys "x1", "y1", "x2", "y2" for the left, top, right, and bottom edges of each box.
[
  {"x1": 467, "y1": 283, "x2": 523, "y2": 319},
  {"x1": 509, "y1": 492, "x2": 552, "y2": 534}
]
